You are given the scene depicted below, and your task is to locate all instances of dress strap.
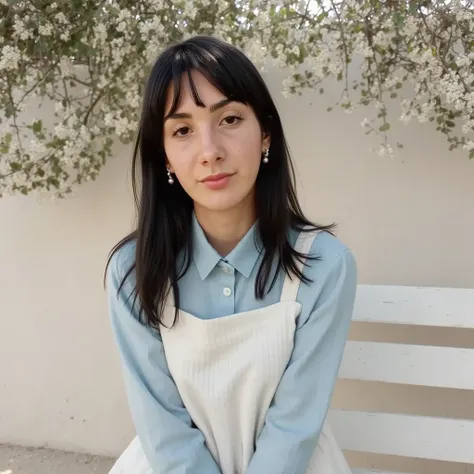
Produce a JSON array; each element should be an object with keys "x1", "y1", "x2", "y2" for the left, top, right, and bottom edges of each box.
[{"x1": 280, "y1": 227, "x2": 320, "y2": 303}]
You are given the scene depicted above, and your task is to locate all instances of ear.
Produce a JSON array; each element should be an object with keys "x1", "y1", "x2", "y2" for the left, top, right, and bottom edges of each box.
[{"x1": 166, "y1": 162, "x2": 174, "y2": 173}]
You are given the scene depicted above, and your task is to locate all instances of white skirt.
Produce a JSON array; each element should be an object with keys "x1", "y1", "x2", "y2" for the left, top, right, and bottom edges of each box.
[{"x1": 110, "y1": 421, "x2": 351, "y2": 474}]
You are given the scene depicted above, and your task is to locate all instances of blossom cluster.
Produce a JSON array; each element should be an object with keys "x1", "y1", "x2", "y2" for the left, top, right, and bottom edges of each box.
[{"x1": 0, "y1": 0, "x2": 473, "y2": 197}]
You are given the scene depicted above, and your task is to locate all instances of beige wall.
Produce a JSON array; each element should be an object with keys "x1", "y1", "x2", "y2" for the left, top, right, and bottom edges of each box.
[{"x1": 1, "y1": 70, "x2": 473, "y2": 471}]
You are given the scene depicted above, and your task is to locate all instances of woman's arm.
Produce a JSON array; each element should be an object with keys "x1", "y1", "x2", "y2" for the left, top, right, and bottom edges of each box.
[
  {"x1": 246, "y1": 248, "x2": 357, "y2": 474},
  {"x1": 107, "y1": 247, "x2": 221, "y2": 474}
]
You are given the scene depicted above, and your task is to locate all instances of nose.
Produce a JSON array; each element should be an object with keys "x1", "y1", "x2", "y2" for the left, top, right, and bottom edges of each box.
[{"x1": 197, "y1": 127, "x2": 223, "y2": 165}]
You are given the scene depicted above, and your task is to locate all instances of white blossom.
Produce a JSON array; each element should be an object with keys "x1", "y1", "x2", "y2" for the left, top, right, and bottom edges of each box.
[
  {"x1": 13, "y1": 19, "x2": 32, "y2": 40},
  {"x1": 60, "y1": 31, "x2": 71, "y2": 41},
  {"x1": 59, "y1": 56, "x2": 74, "y2": 77},
  {"x1": 360, "y1": 118, "x2": 371, "y2": 128},
  {"x1": 92, "y1": 23, "x2": 108, "y2": 47},
  {"x1": 29, "y1": 139, "x2": 47, "y2": 156},
  {"x1": 462, "y1": 119, "x2": 474, "y2": 134},
  {"x1": 182, "y1": 3, "x2": 198, "y2": 19},
  {"x1": 463, "y1": 139, "x2": 474, "y2": 151},
  {"x1": 116, "y1": 21, "x2": 128, "y2": 33},
  {"x1": 38, "y1": 23, "x2": 53, "y2": 36},
  {"x1": 55, "y1": 12, "x2": 68, "y2": 24},
  {"x1": 375, "y1": 143, "x2": 394, "y2": 157},
  {"x1": 1, "y1": 1, "x2": 474, "y2": 198},
  {"x1": 0, "y1": 45, "x2": 21, "y2": 71},
  {"x1": 54, "y1": 123, "x2": 70, "y2": 140}
]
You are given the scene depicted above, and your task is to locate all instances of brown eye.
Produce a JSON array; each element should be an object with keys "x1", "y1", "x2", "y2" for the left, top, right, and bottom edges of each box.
[
  {"x1": 173, "y1": 126, "x2": 190, "y2": 137},
  {"x1": 222, "y1": 115, "x2": 242, "y2": 125}
]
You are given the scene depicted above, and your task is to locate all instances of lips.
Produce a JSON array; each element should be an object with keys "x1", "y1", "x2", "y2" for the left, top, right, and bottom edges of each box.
[
  {"x1": 201, "y1": 172, "x2": 234, "y2": 183},
  {"x1": 200, "y1": 172, "x2": 234, "y2": 190}
]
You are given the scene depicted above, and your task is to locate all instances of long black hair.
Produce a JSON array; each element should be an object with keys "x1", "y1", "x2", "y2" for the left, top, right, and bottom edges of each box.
[{"x1": 105, "y1": 35, "x2": 335, "y2": 330}]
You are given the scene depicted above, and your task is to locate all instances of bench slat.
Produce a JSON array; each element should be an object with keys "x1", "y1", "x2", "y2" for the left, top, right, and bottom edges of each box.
[
  {"x1": 339, "y1": 341, "x2": 474, "y2": 389},
  {"x1": 329, "y1": 410, "x2": 474, "y2": 463},
  {"x1": 354, "y1": 285, "x2": 474, "y2": 328}
]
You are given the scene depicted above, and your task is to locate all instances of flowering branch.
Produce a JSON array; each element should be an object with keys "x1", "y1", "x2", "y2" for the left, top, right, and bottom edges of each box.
[{"x1": 0, "y1": 0, "x2": 473, "y2": 198}]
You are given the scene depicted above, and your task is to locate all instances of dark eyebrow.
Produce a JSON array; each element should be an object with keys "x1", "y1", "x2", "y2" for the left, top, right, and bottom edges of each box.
[
  {"x1": 209, "y1": 99, "x2": 233, "y2": 112},
  {"x1": 165, "y1": 99, "x2": 233, "y2": 121}
]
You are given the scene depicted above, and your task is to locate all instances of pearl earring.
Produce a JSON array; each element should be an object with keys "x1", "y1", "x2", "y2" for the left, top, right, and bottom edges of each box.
[
  {"x1": 167, "y1": 168, "x2": 174, "y2": 185},
  {"x1": 262, "y1": 148, "x2": 270, "y2": 163}
]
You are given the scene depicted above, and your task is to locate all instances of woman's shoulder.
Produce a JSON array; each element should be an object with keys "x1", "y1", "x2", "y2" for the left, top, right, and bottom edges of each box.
[
  {"x1": 303, "y1": 229, "x2": 356, "y2": 281},
  {"x1": 107, "y1": 239, "x2": 137, "y2": 287}
]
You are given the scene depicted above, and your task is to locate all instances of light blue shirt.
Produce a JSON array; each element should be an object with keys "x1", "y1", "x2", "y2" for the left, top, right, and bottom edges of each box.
[{"x1": 107, "y1": 215, "x2": 357, "y2": 474}]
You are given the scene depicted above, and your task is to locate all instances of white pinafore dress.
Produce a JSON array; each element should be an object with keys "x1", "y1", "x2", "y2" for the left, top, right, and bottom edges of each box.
[{"x1": 110, "y1": 229, "x2": 351, "y2": 474}]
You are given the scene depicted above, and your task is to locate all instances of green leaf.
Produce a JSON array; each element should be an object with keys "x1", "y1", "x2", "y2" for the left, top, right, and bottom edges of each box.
[
  {"x1": 374, "y1": 45, "x2": 385, "y2": 55},
  {"x1": 317, "y1": 11, "x2": 328, "y2": 22},
  {"x1": 379, "y1": 123, "x2": 390, "y2": 132},
  {"x1": 393, "y1": 12, "x2": 405, "y2": 28},
  {"x1": 32, "y1": 120, "x2": 43, "y2": 134},
  {"x1": 409, "y1": 2, "x2": 418, "y2": 14},
  {"x1": 10, "y1": 162, "x2": 22, "y2": 171},
  {"x1": 4, "y1": 104, "x2": 15, "y2": 119},
  {"x1": 470, "y1": 150, "x2": 474, "y2": 159},
  {"x1": 47, "y1": 177, "x2": 60, "y2": 188}
]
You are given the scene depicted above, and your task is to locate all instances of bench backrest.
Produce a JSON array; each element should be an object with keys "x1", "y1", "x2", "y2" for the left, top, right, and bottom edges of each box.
[{"x1": 329, "y1": 284, "x2": 474, "y2": 473}]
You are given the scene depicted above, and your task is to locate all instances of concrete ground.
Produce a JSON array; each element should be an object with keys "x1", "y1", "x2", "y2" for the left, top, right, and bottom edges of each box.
[{"x1": 0, "y1": 444, "x2": 115, "y2": 474}]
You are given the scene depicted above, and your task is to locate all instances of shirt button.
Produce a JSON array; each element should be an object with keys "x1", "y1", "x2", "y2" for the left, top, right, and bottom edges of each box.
[
  {"x1": 222, "y1": 266, "x2": 230, "y2": 273},
  {"x1": 223, "y1": 287, "x2": 232, "y2": 297}
]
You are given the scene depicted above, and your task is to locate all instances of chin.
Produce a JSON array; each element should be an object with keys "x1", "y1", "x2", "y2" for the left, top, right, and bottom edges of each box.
[{"x1": 197, "y1": 192, "x2": 248, "y2": 213}]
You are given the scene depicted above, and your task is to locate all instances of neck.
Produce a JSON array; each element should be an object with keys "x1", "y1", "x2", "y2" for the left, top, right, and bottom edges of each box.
[{"x1": 194, "y1": 203, "x2": 256, "y2": 257}]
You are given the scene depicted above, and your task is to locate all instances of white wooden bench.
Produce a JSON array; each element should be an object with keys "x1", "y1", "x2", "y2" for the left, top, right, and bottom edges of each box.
[{"x1": 329, "y1": 284, "x2": 474, "y2": 473}]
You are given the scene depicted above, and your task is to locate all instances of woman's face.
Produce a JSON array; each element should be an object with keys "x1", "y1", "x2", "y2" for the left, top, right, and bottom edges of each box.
[{"x1": 163, "y1": 70, "x2": 270, "y2": 215}]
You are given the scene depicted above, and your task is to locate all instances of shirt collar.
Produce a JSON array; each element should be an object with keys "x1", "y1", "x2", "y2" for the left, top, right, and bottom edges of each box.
[{"x1": 192, "y1": 213, "x2": 263, "y2": 280}]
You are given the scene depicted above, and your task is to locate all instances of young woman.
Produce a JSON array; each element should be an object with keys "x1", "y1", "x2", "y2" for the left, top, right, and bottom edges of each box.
[{"x1": 106, "y1": 35, "x2": 357, "y2": 474}]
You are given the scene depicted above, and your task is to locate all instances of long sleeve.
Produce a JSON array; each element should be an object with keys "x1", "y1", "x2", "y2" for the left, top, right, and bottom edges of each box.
[
  {"x1": 106, "y1": 247, "x2": 221, "y2": 474},
  {"x1": 246, "y1": 248, "x2": 357, "y2": 474}
]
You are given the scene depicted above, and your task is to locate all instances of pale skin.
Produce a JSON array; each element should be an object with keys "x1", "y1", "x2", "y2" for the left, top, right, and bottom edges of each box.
[{"x1": 163, "y1": 71, "x2": 271, "y2": 256}]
